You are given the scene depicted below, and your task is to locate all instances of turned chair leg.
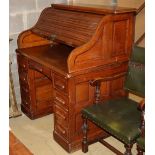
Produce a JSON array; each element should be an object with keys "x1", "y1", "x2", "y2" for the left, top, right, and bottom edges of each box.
[
  {"x1": 137, "y1": 145, "x2": 143, "y2": 155},
  {"x1": 124, "y1": 144, "x2": 133, "y2": 155},
  {"x1": 82, "y1": 116, "x2": 88, "y2": 153}
]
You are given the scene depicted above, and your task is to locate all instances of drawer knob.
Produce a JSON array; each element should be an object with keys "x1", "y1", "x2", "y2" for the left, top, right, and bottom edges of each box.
[
  {"x1": 62, "y1": 130, "x2": 66, "y2": 134},
  {"x1": 23, "y1": 64, "x2": 26, "y2": 68},
  {"x1": 55, "y1": 83, "x2": 65, "y2": 90},
  {"x1": 50, "y1": 34, "x2": 57, "y2": 41},
  {"x1": 39, "y1": 68, "x2": 43, "y2": 72},
  {"x1": 61, "y1": 85, "x2": 65, "y2": 89},
  {"x1": 22, "y1": 86, "x2": 29, "y2": 93}
]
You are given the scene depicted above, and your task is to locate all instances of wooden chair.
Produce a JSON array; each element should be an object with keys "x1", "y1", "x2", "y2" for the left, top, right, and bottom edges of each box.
[
  {"x1": 81, "y1": 46, "x2": 145, "y2": 155},
  {"x1": 136, "y1": 100, "x2": 145, "y2": 155}
]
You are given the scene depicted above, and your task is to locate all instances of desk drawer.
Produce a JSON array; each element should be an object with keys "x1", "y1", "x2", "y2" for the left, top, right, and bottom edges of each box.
[
  {"x1": 53, "y1": 73, "x2": 68, "y2": 93},
  {"x1": 20, "y1": 85, "x2": 30, "y2": 97},
  {"x1": 55, "y1": 123, "x2": 68, "y2": 140},
  {"x1": 19, "y1": 71, "x2": 28, "y2": 84},
  {"x1": 18, "y1": 65, "x2": 28, "y2": 74},
  {"x1": 54, "y1": 104, "x2": 68, "y2": 128},
  {"x1": 22, "y1": 99, "x2": 30, "y2": 108},
  {"x1": 54, "y1": 91, "x2": 68, "y2": 109},
  {"x1": 17, "y1": 54, "x2": 28, "y2": 71},
  {"x1": 20, "y1": 82, "x2": 29, "y2": 94},
  {"x1": 20, "y1": 89, "x2": 30, "y2": 108},
  {"x1": 29, "y1": 60, "x2": 51, "y2": 78}
]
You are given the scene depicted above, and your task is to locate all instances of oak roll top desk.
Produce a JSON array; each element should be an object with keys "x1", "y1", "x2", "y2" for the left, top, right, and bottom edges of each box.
[{"x1": 16, "y1": 3, "x2": 136, "y2": 152}]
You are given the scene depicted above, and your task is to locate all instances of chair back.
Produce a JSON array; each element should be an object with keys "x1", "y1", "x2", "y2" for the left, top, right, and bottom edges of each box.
[{"x1": 124, "y1": 46, "x2": 145, "y2": 97}]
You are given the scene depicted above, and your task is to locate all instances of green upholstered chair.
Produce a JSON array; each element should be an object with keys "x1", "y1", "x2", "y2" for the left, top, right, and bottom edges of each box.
[{"x1": 81, "y1": 46, "x2": 145, "y2": 155}]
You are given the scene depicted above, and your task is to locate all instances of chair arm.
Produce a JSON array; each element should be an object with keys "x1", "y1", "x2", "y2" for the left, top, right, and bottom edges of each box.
[
  {"x1": 89, "y1": 72, "x2": 127, "y2": 104},
  {"x1": 89, "y1": 72, "x2": 127, "y2": 87}
]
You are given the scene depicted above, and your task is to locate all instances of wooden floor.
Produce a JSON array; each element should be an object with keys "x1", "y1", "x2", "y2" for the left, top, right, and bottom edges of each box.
[{"x1": 9, "y1": 131, "x2": 33, "y2": 155}]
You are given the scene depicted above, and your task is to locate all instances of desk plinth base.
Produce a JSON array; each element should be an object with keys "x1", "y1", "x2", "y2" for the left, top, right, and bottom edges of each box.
[{"x1": 53, "y1": 130, "x2": 109, "y2": 153}]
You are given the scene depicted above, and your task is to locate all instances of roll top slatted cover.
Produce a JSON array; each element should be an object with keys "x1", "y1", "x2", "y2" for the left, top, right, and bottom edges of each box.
[{"x1": 32, "y1": 7, "x2": 103, "y2": 47}]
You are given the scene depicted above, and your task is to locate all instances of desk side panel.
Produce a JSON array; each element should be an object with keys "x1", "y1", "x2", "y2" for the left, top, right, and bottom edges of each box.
[
  {"x1": 68, "y1": 13, "x2": 135, "y2": 73},
  {"x1": 17, "y1": 30, "x2": 51, "y2": 49}
]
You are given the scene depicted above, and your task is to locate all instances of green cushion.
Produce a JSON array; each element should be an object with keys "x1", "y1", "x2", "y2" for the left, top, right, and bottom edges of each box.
[
  {"x1": 82, "y1": 98, "x2": 141, "y2": 145},
  {"x1": 137, "y1": 137, "x2": 145, "y2": 150}
]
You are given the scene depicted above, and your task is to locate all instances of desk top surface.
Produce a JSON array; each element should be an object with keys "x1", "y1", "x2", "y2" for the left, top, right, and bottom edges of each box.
[
  {"x1": 65, "y1": 0, "x2": 144, "y2": 9},
  {"x1": 17, "y1": 44, "x2": 74, "y2": 74},
  {"x1": 52, "y1": 2, "x2": 137, "y2": 15}
]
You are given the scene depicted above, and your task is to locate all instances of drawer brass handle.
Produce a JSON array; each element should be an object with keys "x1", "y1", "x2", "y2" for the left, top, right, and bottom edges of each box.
[
  {"x1": 55, "y1": 96, "x2": 65, "y2": 105},
  {"x1": 50, "y1": 34, "x2": 57, "y2": 41}
]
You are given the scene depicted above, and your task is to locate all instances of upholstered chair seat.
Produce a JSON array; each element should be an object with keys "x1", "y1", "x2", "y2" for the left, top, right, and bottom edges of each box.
[{"x1": 82, "y1": 98, "x2": 141, "y2": 145}]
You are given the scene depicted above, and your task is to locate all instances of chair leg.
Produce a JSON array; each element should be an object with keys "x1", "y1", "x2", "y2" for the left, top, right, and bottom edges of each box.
[
  {"x1": 137, "y1": 144, "x2": 143, "y2": 155},
  {"x1": 124, "y1": 144, "x2": 133, "y2": 155},
  {"x1": 82, "y1": 116, "x2": 88, "y2": 153}
]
